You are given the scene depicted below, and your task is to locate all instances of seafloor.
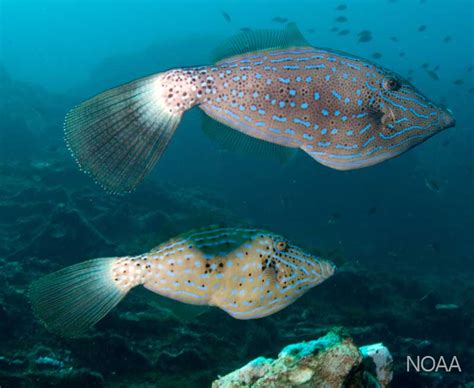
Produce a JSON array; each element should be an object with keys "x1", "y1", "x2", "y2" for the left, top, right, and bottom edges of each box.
[{"x1": 0, "y1": 67, "x2": 472, "y2": 387}]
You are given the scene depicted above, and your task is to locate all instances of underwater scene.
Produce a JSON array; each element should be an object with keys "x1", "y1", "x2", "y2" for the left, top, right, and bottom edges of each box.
[{"x1": 0, "y1": 0, "x2": 473, "y2": 386}]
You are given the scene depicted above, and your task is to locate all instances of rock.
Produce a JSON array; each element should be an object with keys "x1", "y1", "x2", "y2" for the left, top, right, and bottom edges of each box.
[
  {"x1": 360, "y1": 343, "x2": 393, "y2": 387},
  {"x1": 435, "y1": 303, "x2": 459, "y2": 310},
  {"x1": 212, "y1": 331, "x2": 393, "y2": 387},
  {"x1": 9, "y1": 206, "x2": 114, "y2": 263},
  {"x1": 156, "y1": 348, "x2": 209, "y2": 373}
]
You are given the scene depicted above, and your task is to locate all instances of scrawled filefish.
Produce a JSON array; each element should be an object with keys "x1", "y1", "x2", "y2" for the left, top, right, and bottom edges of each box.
[
  {"x1": 29, "y1": 227, "x2": 335, "y2": 337},
  {"x1": 65, "y1": 23, "x2": 455, "y2": 193}
]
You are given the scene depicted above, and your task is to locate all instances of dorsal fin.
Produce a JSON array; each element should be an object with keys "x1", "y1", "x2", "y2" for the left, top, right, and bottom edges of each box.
[
  {"x1": 150, "y1": 226, "x2": 262, "y2": 257},
  {"x1": 212, "y1": 23, "x2": 310, "y2": 64}
]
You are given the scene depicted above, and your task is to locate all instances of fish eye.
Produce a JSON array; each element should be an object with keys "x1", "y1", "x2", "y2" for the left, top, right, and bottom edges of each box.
[
  {"x1": 276, "y1": 241, "x2": 287, "y2": 251},
  {"x1": 382, "y1": 77, "x2": 401, "y2": 91}
]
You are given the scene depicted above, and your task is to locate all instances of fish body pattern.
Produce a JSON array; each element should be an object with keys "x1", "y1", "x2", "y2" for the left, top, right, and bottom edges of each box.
[
  {"x1": 65, "y1": 24, "x2": 455, "y2": 193},
  {"x1": 29, "y1": 227, "x2": 335, "y2": 336}
]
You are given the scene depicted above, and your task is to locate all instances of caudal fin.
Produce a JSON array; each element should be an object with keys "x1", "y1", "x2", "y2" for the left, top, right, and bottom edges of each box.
[
  {"x1": 29, "y1": 257, "x2": 130, "y2": 337},
  {"x1": 64, "y1": 74, "x2": 183, "y2": 194}
]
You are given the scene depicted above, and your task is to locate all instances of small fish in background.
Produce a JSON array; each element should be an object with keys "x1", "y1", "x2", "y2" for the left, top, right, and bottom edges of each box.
[
  {"x1": 399, "y1": 51, "x2": 406, "y2": 57},
  {"x1": 425, "y1": 69, "x2": 439, "y2": 81},
  {"x1": 240, "y1": 27, "x2": 252, "y2": 32},
  {"x1": 336, "y1": 4, "x2": 347, "y2": 10},
  {"x1": 407, "y1": 69, "x2": 414, "y2": 75},
  {"x1": 358, "y1": 33, "x2": 373, "y2": 43},
  {"x1": 358, "y1": 30, "x2": 371, "y2": 36},
  {"x1": 453, "y1": 79, "x2": 464, "y2": 86},
  {"x1": 335, "y1": 16, "x2": 348, "y2": 23},
  {"x1": 443, "y1": 35, "x2": 452, "y2": 43},
  {"x1": 424, "y1": 178, "x2": 441, "y2": 192},
  {"x1": 421, "y1": 63, "x2": 429, "y2": 69},
  {"x1": 272, "y1": 17, "x2": 288, "y2": 23},
  {"x1": 63, "y1": 24, "x2": 456, "y2": 193},
  {"x1": 307, "y1": 28, "x2": 315, "y2": 33},
  {"x1": 330, "y1": 26, "x2": 339, "y2": 32},
  {"x1": 467, "y1": 65, "x2": 473, "y2": 72},
  {"x1": 368, "y1": 206, "x2": 377, "y2": 215},
  {"x1": 29, "y1": 227, "x2": 336, "y2": 337},
  {"x1": 328, "y1": 212, "x2": 341, "y2": 224},
  {"x1": 468, "y1": 87, "x2": 474, "y2": 94},
  {"x1": 441, "y1": 138, "x2": 450, "y2": 147},
  {"x1": 429, "y1": 242, "x2": 441, "y2": 254},
  {"x1": 390, "y1": 36, "x2": 399, "y2": 42},
  {"x1": 338, "y1": 29, "x2": 350, "y2": 36},
  {"x1": 418, "y1": 25, "x2": 427, "y2": 32},
  {"x1": 433, "y1": 64, "x2": 440, "y2": 71},
  {"x1": 221, "y1": 11, "x2": 231, "y2": 23},
  {"x1": 372, "y1": 52, "x2": 382, "y2": 59}
]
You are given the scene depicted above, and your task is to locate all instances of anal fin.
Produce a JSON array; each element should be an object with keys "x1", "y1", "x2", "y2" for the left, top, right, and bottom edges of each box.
[{"x1": 200, "y1": 112, "x2": 297, "y2": 164}]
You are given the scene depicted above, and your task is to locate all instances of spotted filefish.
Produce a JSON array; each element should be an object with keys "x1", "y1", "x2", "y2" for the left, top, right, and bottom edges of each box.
[
  {"x1": 29, "y1": 227, "x2": 335, "y2": 337},
  {"x1": 65, "y1": 23, "x2": 455, "y2": 193}
]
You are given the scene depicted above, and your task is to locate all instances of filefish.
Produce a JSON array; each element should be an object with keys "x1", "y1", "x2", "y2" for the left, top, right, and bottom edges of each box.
[
  {"x1": 29, "y1": 227, "x2": 335, "y2": 337},
  {"x1": 64, "y1": 24, "x2": 455, "y2": 193}
]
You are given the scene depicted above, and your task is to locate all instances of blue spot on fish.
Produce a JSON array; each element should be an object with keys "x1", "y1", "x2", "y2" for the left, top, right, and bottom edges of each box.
[
  {"x1": 283, "y1": 65, "x2": 300, "y2": 70},
  {"x1": 332, "y1": 90, "x2": 342, "y2": 100},
  {"x1": 293, "y1": 118, "x2": 311, "y2": 127},
  {"x1": 272, "y1": 115, "x2": 287, "y2": 122},
  {"x1": 360, "y1": 123, "x2": 372, "y2": 134},
  {"x1": 318, "y1": 141, "x2": 331, "y2": 147},
  {"x1": 305, "y1": 64, "x2": 326, "y2": 69}
]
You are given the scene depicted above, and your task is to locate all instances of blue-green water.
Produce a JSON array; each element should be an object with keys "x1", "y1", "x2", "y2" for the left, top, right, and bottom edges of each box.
[{"x1": 0, "y1": 0, "x2": 473, "y2": 386}]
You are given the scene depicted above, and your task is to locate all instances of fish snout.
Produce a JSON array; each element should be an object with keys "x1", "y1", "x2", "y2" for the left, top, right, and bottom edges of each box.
[{"x1": 440, "y1": 108, "x2": 455, "y2": 129}]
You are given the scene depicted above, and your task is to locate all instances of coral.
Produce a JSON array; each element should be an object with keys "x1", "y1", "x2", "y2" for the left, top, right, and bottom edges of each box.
[{"x1": 212, "y1": 332, "x2": 393, "y2": 387}]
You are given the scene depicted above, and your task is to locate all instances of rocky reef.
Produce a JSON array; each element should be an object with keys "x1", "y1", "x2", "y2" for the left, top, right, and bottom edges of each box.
[
  {"x1": 0, "y1": 67, "x2": 473, "y2": 387},
  {"x1": 213, "y1": 331, "x2": 392, "y2": 387}
]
